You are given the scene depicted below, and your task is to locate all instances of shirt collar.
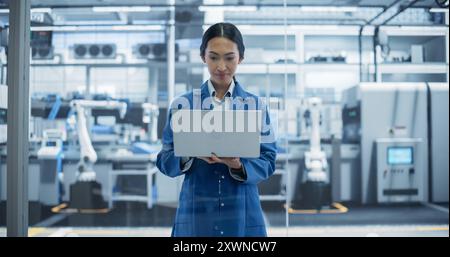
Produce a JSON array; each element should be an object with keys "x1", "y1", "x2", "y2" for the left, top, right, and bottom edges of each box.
[{"x1": 208, "y1": 79, "x2": 235, "y2": 99}]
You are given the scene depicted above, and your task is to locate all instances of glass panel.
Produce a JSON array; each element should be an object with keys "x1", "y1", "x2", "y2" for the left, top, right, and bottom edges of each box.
[
  {"x1": 1, "y1": 0, "x2": 447, "y2": 238},
  {"x1": 0, "y1": 82, "x2": 5, "y2": 237}
]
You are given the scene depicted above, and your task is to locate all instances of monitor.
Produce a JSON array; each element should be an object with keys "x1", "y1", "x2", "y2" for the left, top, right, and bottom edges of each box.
[{"x1": 387, "y1": 147, "x2": 413, "y2": 165}]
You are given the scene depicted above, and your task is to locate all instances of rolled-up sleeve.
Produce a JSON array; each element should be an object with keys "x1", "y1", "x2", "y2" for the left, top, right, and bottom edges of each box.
[
  {"x1": 180, "y1": 157, "x2": 194, "y2": 173},
  {"x1": 228, "y1": 165, "x2": 247, "y2": 182}
]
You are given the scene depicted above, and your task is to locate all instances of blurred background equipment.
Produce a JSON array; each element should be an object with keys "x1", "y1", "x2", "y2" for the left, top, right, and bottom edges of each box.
[
  {"x1": 68, "y1": 99, "x2": 127, "y2": 209},
  {"x1": 37, "y1": 129, "x2": 66, "y2": 205},
  {"x1": 375, "y1": 138, "x2": 426, "y2": 203},
  {"x1": 133, "y1": 43, "x2": 179, "y2": 61},
  {"x1": 298, "y1": 97, "x2": 331, "y2": 210},
  {"x1": 0, "y1": 0, "x2": 448, "y2": 237},
  {"x1": 141, "y1": 102, "x2": 159, "y2": 143},
  {"x1": 73, "y1": 43, "x2": 116, "y2": 59},
  {"x1": 0, "y1": 84, "x2": 6, "y2": 144},
  {"x1": 342, "y1": 82, "x2": 449, "y2": 204},
  {"x1": 31, "y1": 30, "x2": 54, "y2": 60}
]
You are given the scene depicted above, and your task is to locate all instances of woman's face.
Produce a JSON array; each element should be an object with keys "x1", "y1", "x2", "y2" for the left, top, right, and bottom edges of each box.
[{"x1": 202, "y1": 37, "x2": 242, "y2": 87}]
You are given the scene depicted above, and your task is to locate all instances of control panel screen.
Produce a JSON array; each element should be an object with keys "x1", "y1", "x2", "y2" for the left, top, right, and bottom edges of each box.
[
  {"x1": 46, "y1": 141, "x2": 57, "y2": 147},
  {"x1": 0, "y1": 108, "x2": 6, "y2": 124},
  {"x1": 387, "y1": 147, "x2": 413, "y2": 165}
]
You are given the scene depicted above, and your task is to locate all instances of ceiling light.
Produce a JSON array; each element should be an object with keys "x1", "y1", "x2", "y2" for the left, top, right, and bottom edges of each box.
[
  {"x1": 31, "y1": 25, "x2": 164, "y2": 32},
  {"x1": 31, "y1": 8, "x2": 52, "y2": 13},
  {"x1": 92, "y1": 6, "x2": 151, "y2": 13},
  {"x1": 198, "y1": 6, "x2": 257, "y2": 12},
  {"x1": 429, "y1": 8, "x2": 449, "y2": 13},
  {"x1": 299, "y1": 6, "x2": 358, "y2": 12}
]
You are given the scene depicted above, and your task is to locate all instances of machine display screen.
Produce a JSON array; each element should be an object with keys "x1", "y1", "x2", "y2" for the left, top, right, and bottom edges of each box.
[
  {"x1": 0, "y1": 109, "x2": 6, "y2": 124},
  {"x1": 46, "y1": 141, "x2": 57, "y2": 147},
  {"x1": 387, "y1": 147, "x2": 413, "y2": 165}
]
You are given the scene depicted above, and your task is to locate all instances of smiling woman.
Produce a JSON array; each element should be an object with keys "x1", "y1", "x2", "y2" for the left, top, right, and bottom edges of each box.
[
  {"x1": 200, "y1": 23, "x2": 245, "y2": 99},
  {"x1": 156, "y1": 22, "x2": 277, "y2": 237}
]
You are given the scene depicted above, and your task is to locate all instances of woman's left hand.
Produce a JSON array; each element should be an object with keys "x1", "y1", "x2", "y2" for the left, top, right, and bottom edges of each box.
[{"x1": 204, "y1": 153, "x2": 242, "y2": 170}]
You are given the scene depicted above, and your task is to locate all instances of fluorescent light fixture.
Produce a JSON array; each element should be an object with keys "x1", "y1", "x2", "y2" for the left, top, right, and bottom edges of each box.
[
  {"x1": 235, "y1": 25, "x2": 254, "y2": 31},
  {"x1": 198, "y1": 6, "x2": 257, "y2": 12},
  {"x1": 31, "y1": 26, "x2": 79, "y2": 31},
  {"x1": 92, "y1": 6, "x2": 151, "y2": 13},
  {"x1": 429, "y1": 8, "x2": 449, "y2": 13},
  {"x1": 31, "y1": 8, "x2": 52, "y2": 13},
  {"x1": 0, "y1": 8, "x2": 52, "y2": 14},
  {"x1": 150, "y1": 6, "x2": 172, "y2": 11},
  {"x1": 299, "y1": 6, "x2": 358, "y2": 12},
  {"x1": 31, "y1": 25, "x2": 164, "y2": 32},
  {"x1": 112, "y1": 25, "x2": 164, "y2": 31}
]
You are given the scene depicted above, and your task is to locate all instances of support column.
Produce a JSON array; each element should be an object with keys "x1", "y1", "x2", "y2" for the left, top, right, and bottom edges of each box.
[{"x1": 7, "y1": 0, "x2": 31, "y2": 237}]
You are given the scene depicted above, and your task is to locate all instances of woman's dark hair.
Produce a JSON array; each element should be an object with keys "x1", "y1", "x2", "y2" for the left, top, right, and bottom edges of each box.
[{"x1": 200, "y1": 22, "x2": 245, "y2": 60}]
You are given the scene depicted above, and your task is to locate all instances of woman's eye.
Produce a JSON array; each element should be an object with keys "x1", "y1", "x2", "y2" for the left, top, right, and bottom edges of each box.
[
  {"x1": 227, "y1": 57, "x2": 235, "y2": 61},
  {"x1": 210, "y1": 56, "x2": 218, "y2": 61}
]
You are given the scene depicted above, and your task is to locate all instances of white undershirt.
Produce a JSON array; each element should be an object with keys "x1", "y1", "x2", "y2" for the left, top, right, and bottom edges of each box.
[{"x1": 207, "y1": 79, "x2": 235, "y2": 111}]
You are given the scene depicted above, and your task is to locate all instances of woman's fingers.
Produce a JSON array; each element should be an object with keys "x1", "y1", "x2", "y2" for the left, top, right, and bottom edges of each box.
[
  {"x1": 203, "y1": 154, "x2": 241, "y2": 169},
  {"x1": 210, "y1": 153, "x2": 223, "y2": 163},
  {"x1": 198, "y1": 157, "x2": 215, "y2": 164}
]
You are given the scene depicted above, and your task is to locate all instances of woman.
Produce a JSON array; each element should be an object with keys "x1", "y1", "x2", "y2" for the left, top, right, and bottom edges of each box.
[{"x1": 156, "y1": 22, "x2": 277, "y2": 237}]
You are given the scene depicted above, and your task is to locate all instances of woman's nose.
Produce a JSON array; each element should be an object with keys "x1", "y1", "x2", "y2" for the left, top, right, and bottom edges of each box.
[{"x1": 217, "y1": 61, "x2": 226, "y2": 71}]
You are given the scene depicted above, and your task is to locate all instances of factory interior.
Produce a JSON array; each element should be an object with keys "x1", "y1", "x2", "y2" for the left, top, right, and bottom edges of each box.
[{"x1": 0, "y1": 0, "x2": 448, "y2": 237}]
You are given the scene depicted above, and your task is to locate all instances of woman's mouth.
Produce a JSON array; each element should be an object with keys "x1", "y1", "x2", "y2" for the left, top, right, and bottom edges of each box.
[{"x1": 215, "y1": 73, "x2": 228, "y2": 79}]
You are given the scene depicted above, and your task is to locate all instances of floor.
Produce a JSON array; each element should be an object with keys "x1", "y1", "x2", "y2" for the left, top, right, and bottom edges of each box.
[
  {"x1": 0, "y1": 224, "x2": 447, "y2": 237},
  {"x1": 0, "y1": 201, "x2": 448, "y2": 237}
]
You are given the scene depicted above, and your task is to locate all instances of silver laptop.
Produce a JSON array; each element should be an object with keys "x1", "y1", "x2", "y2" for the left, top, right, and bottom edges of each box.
[{"x1": 172, "y1": 109, "x2": 262, "y2": 158}]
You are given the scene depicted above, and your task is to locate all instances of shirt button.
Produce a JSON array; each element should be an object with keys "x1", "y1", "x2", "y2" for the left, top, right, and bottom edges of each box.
[
  {"x1": 221, "y1": 203, "x2": 224, "y2": 207},
  {"x1": 221, "y1": 175, "x2": 225, "y2": 179},
  {"x1": 220, "y1": 231, "x2": 224, "y2": 235}
]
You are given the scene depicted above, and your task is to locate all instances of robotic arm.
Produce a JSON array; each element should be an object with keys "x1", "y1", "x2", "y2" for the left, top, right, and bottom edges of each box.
[
  {"x1": 304, "y1": 97, "x2": 328, "y2": 182},
  {"x1": 69, "y1": 99, "x2": 127, "y2": 181},
  {"x1": 141, "y1": 102, "x2": 159, "y2": 143}
]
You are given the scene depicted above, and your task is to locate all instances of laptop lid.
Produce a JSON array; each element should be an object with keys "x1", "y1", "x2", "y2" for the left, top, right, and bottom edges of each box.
[{"x1": 172, "y1": 109, "x2": 262, "y2": 158}]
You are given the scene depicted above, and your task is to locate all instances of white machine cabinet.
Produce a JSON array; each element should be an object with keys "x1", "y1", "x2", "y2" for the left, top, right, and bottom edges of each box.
[{"x1": 376, "y1": 138, "x2": 427, "y2": 203}]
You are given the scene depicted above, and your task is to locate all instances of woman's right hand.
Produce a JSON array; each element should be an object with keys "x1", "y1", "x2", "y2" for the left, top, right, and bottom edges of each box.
[
  {"x1": 198, "y1": 156, "x2": 216, "y2": 164},
  {"x1": 197, "y1": 154, "x2": 242, "y2": 170}
]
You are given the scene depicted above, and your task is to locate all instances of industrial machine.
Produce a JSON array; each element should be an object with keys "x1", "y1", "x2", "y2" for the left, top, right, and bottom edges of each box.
[
  {"x1": 342, "y1": 83, "x2": 448, "y2": 204},
  {"x1": 142, "y1": 102, "x2": 159, "y2": 143},
  {"x1": 133, "y1": 43, "x2": 179, "y2": 61},
  {"x1": 37, "y1": 129, "x2": 66, "y2": 205},
  {"x1": 296, "y1": 97, "x2": 331, "y2": 210},
  {"x1": 298, "y1": 100, "x2": 342, "y2": 141},
  {"x1": 73, "y1": 43, "x2": 117, "y2": 59},
  {"x1": 428, "y1": 83, "x2": 449, "y2": 203},
  {"x1": 376, "y1": 138, "x2": 427, "y2": 203},
  {"x1": 31, "y1": 31, "x2": 54, "y2": 60},
  {"x1": 26, "y1": 95, "x2": 161, "y2": 207},
  {"x1": 304, "y1": 97, "x2": 328, "y2": 183},
  {"x1": 67, "y1": 99, "x2": 127, "y2": 209}
]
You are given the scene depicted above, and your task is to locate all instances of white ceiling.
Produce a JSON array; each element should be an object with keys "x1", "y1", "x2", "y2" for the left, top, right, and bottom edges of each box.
[
  {"x1": 0, "y1": 0, "x2": 443, "y2": 8},
  {"x1": 0, "y1": 0, "x2": 446, "y2": 27}
]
